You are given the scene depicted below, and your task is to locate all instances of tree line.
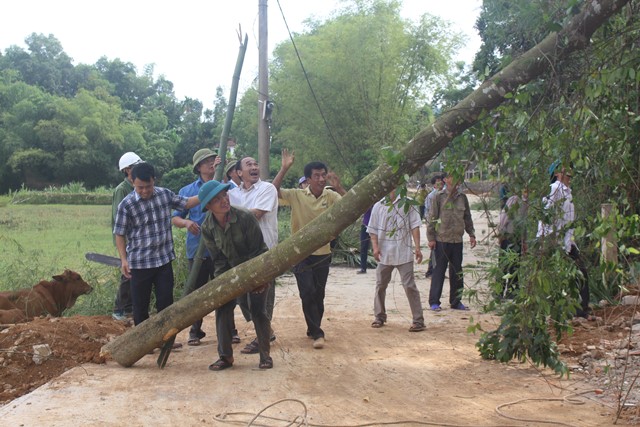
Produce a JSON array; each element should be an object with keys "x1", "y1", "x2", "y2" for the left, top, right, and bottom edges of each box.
[
  {"x1": 0, "y1": 32, "x2": 232, "y2": 193},
  {"x1": 0, "y1": 0, "x2": 468, "y2": 193}
]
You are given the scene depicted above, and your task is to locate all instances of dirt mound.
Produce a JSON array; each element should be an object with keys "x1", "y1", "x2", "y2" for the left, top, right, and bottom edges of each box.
[{"x1": 0, "y1": 315, "x2": 128, "y2": 404}]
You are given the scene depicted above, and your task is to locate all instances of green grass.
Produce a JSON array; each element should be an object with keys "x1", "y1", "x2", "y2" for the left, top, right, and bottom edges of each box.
[
  {"x1": 0, "y1": 202, "x2": 361, "y2": 316},
  {"x1": 0, "y1": 204, "x2": 115, "y2": 280},
  {"x1": 0, "y1": 203, "x2": 126, "y2": 315}
]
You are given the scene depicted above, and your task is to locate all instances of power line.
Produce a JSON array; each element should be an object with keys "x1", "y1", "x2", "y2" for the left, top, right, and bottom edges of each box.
[{"x1": 274, "y1": 0, "x2": 356, "y2": 181}]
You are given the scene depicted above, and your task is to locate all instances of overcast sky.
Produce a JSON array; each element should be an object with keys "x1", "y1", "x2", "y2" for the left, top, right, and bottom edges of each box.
[{"x1": 2, "y1": 0, "x2": 482, "y2": 106}]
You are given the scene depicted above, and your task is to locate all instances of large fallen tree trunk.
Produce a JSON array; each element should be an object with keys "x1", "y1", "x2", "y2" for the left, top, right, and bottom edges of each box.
[{"x1": 102, "y1": 0, "x2": 631, "y2": 367}]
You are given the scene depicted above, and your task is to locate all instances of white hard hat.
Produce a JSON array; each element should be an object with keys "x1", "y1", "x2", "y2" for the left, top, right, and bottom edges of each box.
[{"x1": 118, "y1": 152, "x2": 142, "y2": 171}]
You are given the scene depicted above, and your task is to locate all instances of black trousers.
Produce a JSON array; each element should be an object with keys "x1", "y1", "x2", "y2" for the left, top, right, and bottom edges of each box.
[
  {"x1": 569, "y1": 246, "x2": 591, "y2": 316},
  {"x1": 498, "y1": 238, "x2": 521, "y2": 298},
  {"x1": 113, "y1": 275, "x2": 132, "y2": 315},
  {"x1": 428, "y1": 241, "x2": 464, "y2": 307},
  {"x1": 187, "y1": 257, "x2": 215, "y2": 339},
  {"x1": 130, "y1": 262, "x2": 174, "y2": 326},
  {"x1": 359, "y1": 224, "x2": 370, "y2": 272},
  {"x1": 293, "y1": 254, "x2": 332, "y2": 339}
]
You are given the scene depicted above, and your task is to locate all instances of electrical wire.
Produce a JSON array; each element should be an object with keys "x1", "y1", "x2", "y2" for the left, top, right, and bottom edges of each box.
[{"x1": 274, "y1": 0, "x2": 356, "y2": 181}]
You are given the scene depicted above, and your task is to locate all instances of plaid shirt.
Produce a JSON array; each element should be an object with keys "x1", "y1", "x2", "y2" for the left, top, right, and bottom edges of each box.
[{"x1": 114, "y1": 187, "x2": 188, "y2": 269}]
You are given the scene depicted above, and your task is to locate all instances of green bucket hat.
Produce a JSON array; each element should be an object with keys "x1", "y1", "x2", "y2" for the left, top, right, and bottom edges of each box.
[
  {"x1": 224, "y1": 159, "x2": 238, "y2": 177},
  {"x1": 192, "y1": 148, "x2": 218, "y2": 174},
  {"x1": 198, "y1": 180, "x2": 231, "y2": 212}
]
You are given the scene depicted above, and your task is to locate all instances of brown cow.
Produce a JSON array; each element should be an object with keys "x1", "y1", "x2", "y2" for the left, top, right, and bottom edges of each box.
[{"x1": 0, "y1": 270, "x2": 93, "y2": 324}]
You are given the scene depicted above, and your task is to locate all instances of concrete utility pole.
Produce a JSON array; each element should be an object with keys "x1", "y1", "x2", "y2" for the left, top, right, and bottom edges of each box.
[{"x1": 258, "y1": 0, "x2": 270, "y2": 179}]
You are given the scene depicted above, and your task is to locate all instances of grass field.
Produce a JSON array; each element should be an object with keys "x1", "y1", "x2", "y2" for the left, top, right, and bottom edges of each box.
[
  {"x1": 0, "y1": 204, "x2": 131, "y2": 315},
  {"x1": 0, "y1": 204, "x2": 115, "y2": 280},
  {"x1": 0, "y1": 201, "x2": 360, "y2": 316}
]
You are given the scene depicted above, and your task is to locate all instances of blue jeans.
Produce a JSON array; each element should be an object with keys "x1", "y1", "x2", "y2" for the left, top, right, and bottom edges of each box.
[
  {"x1": 130, "y1": 262, "x2": 174, "y2": 326},
  {"x1": 293, "y1": 254, "x2": 331, "y2": 339}
]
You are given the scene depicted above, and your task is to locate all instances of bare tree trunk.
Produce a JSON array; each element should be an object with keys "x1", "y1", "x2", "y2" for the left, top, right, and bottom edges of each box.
[{"x1": 102, "y1": 0, "x2": 631, "y2": 367}]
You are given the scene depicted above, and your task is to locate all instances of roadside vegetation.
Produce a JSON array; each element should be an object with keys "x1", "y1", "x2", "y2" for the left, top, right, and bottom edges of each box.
[
  {"x1": 1, "y1": 0, "x2": 640, "y2": 380},
  {"x1": 0, "y1": 190, "x2": 367, "y2": 317}
]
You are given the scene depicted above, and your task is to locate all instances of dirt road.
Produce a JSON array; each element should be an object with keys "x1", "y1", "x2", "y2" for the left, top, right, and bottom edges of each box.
[
  {"x1": 0, "y1": 210, "x2": 617, "y2": 426},
  {"x1": 0, "y1": 269, "x2": 612, "y2": 426}
]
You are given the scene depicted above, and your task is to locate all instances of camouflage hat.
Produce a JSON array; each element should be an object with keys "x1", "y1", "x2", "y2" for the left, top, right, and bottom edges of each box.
[{"x1": 192, "y1": 148, "x2": 218, "y2": 174}]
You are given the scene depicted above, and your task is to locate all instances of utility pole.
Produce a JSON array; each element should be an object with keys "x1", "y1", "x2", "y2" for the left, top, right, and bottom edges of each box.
[{"x1": 258, "y1": 0, "x2": 270, "y2": 179}]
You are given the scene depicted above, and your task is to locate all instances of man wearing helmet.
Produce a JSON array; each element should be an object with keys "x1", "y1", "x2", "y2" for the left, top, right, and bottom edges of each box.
[{"x1": 111, "y1": 151, "x2": 142, "y2": 321}]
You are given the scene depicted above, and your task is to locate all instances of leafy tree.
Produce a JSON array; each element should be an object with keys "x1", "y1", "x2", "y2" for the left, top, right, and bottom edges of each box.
[
  {"x1": 204, "y1": 86, "x2": 228, "y2": 146},
  {"x1": 95, "y1": 57, "x2": 154, "y2": 112},
  {"x1": 269, "y1": 0, "x2": 462, "y2": 185},
  {"x1": 472, "y1": 0, "x2": 574, "y2": 77},
  {"x1": 2, "y1": 33, "x2": 77, "y2": 97},
  {"x1": 454, "y1": 0, "x2": 640, "y2": 372},
  {"x1": 230, "y1": 88, "x2": 260, "y2": 159},
  {"x1": 0, "y1": 81, "x2": 56, "y2": 191},
  {"x1": 173, "y1": 97, "x2": 207, "y2": 167}
]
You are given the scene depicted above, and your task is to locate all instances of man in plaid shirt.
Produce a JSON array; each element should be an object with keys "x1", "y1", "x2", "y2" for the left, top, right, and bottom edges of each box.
[{"x1": 114, "y1": 162, "x2": 200, "y2": 327}]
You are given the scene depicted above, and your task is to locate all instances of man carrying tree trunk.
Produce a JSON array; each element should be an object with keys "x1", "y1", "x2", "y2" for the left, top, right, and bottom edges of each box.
[
  {"x1": 199, "y1": 180, "x2": 273, "y2": 371},
  {"x1": 171, "y1": 148, "x2": 222, "y2": 346},
  {"x1": 272, "y1": 149, "x2": 346, "y2": 349}
]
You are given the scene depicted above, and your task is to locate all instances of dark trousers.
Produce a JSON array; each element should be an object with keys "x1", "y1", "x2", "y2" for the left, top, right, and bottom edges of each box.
[
  {"x1": 188, "y1": 257, "x2": 215, "y2": 339},
  {"x1": 113, "y1": 275, "x2": 132, "y2": 315},
  {"x1": 428, "y1": 241, "x2": 464, "y2": 307},
  {"x1": 498, "y1": 238, "x2": 521, "y2": 298},
  {"x1": 359, "y1": 224, "x2": 370, "y2": 272},
  {"x1": 217, "y1": 287, "x2": 271, "y2": 363},
  {"x1": 426, "y1": 250, "x2": 435, "y2": 275},
  {"x1": 293, "y1": 254, "x2": 332, "y2": 340},
  {"x1": 130, "y1": 262, "x2": 174, "y2": 326},
  {"x1": 238, "y1": 280, "x2": 276, "y2": 323},
  {"x1": 569, "y1": 246, "x2": 591, "y2": 316}
]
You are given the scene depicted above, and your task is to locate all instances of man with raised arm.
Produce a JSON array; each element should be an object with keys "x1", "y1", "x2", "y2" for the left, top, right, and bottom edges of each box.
[{"x1": 272, "y1": 149, "x2": 346, "y2": 349}]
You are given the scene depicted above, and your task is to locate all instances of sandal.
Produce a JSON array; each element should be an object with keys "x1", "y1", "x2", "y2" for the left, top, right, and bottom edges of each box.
[
  {"x1": 188, "y1": 337, "x2": 201, "y2": 346},
  {"x1": 259, "y1": 357, "x2": 273, "y2": 369},
  {"x1": 241, "y1": 339, "x2": 260, "y2": 354},
  {"x1": 371, "y1": 319, "x2": 384, "y2": 328},
  {"x1": 208, "y1": 358, "x2": 233, "y2": 371},
  {"x1": 409, "y1": 323, "x2": 426, "y2": 332}
]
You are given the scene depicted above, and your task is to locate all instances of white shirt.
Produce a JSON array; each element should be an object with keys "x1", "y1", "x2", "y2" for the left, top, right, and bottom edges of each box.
[
  {"x1": 424, "y1": 188, "x2": 438, "y2": 216},
  {"x1": 229, "y1": 179, "x2": 278, "y2": 249},
  {"x1": 536, "y1": 181, "x2": 575, "y2": 252},
  {"x1": 367, "y1": 197, "x2": 421, "y2": 265}
]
